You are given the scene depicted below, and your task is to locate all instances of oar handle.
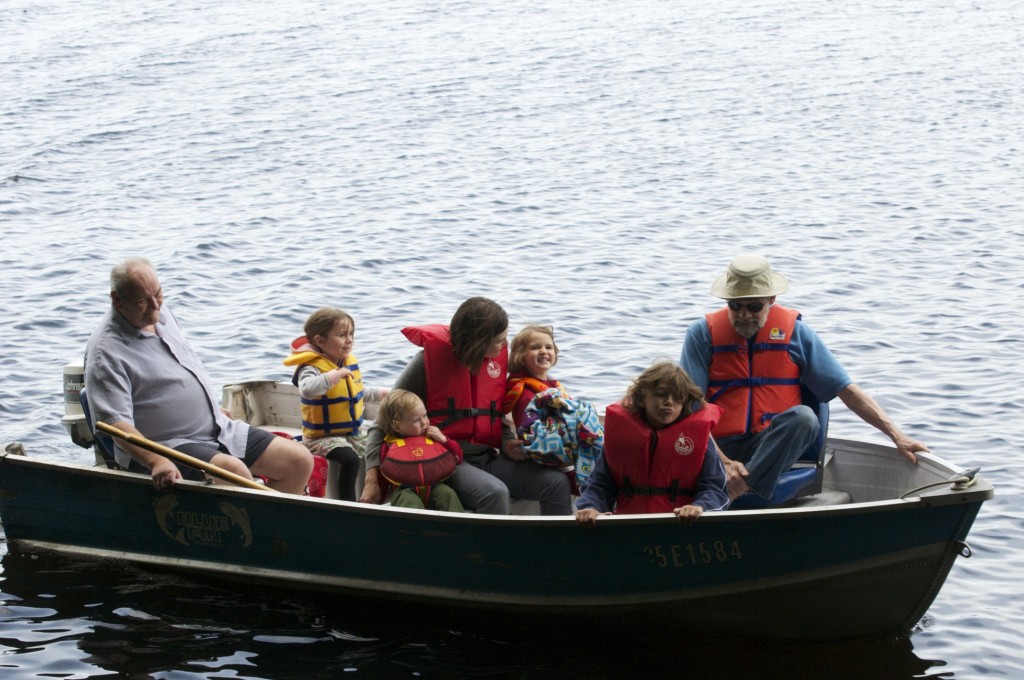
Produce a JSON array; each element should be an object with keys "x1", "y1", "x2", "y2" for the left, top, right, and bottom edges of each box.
[{"x1": 95, "y1": 421, "x2": 273, "y2": 492}]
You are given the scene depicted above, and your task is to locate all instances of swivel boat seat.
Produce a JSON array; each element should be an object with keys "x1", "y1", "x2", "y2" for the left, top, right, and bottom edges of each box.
[
  {"x1": 79, "y1": 388, "x2": 121, "y2": 470},
  {"x1": 728, "y1": 385, "x2": 829, "y2": 509}
]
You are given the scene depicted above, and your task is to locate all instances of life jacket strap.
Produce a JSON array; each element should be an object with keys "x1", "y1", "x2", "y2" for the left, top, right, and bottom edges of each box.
[{"x1": 430, "y1": 398, "x2": 502, "y2": 429}]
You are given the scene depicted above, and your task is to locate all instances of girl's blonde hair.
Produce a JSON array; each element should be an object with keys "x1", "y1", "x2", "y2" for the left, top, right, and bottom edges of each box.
[
  {"x1": 508, "y1": 324, "x2": 559, "y2": 375},
  {"x1": 376, "y1": 389, "x2": 424, "y2": 437},
  {"x1": 304, "y1": 307, "x2": 354, "y2": 354},
  {"x1": 622, "y1": 361, "x2": 705, "y2": 417}
]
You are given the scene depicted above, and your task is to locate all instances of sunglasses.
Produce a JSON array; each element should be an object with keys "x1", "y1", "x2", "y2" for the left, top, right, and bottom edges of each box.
[{"x1": 727, "y1": 300, "x2": 766, "y2": 313}]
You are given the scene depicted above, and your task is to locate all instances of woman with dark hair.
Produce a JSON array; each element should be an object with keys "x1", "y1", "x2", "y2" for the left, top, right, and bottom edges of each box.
[{"x1": 360, "y1": 297, "x2": 572, "y2": 515}]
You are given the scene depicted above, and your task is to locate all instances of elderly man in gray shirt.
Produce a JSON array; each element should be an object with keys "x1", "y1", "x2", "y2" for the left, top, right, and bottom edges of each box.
[{"x1": 85, "y1": 258, "x2": 312, "y2": 493}]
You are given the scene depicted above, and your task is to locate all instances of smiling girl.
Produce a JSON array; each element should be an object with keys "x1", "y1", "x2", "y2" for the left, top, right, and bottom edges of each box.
[
  {"x1": 504, "y1": 325, "x2": 603, "y2": 491},
  {"x1": 503, "y1": 325, "x2": 568, "y2": 428}
]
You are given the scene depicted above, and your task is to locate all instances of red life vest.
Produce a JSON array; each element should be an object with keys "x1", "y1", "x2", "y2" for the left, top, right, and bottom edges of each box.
[
  {"x1": 603, "y1": 402, "x2": 721, "y2": 514},
  {"x1": 402, "y1": 324, "x2": 506, "y2": 447},
  {"x1": 271, "y1": 430, "x2": 329, "y2": 498},
  {"x1": 305, "y1": 455, "x2": 329, "y2": 498},
  {"x1": 706, "y1": 305, "x2": 802, "y2": 438},
  {"x1": 380, "y1": 435, "x2": 460, "y2": 487}
]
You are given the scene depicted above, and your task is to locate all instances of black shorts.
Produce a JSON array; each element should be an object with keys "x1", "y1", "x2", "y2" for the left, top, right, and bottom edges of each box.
[{"x1": 127, "y1": 427, "x2": 276, "y2": 480}]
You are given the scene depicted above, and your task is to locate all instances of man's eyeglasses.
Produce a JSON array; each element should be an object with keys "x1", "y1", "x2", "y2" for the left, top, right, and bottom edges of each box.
[
  {"x1": 122, "y1": 291, "x2": 163, "y2": 307},
  {"x1": 727, "y1": 300, "x2": 765, "y2": 313}
]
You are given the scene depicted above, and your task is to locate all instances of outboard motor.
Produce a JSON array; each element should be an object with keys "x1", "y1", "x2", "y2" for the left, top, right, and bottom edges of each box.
[{"x1": 61, "y1": 362, "x2": 94, "y2": 449}]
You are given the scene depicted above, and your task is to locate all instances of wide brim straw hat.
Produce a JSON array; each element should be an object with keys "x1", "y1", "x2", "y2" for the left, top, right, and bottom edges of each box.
[{"x1": 711, "y1": 254, "x2": 789, "y2": 299}]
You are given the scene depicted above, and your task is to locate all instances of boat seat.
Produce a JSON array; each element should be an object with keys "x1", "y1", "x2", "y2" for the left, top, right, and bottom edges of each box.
[
  {"x1": 80, "y1": 388, "x2": 121, "y2": 470},
  {"x1": 790, "y1": 489, "x2": 852, "y2": 508},
  {"x1": 259, "y1": 425, "x2": 370, "y2": 501},
  {"x1": 729, "y1": 386, "x2": 829, "y2": 509}
]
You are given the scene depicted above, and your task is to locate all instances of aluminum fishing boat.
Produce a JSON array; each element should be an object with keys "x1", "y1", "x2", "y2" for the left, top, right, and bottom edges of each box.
[{"x1": 0, "y1": 375, "x2": 992, "y2": 641}]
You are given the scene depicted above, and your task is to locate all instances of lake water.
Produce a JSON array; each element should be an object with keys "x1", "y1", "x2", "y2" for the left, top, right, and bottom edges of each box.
[{"x1": 1, "y1": 0, "x2": 1022, "y2": 676}]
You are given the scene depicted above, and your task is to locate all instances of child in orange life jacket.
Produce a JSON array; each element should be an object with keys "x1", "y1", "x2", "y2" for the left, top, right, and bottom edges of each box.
[
  {"x1": 574, "y1": 361, "x2": 729, "y2": 527},
  {"x1": 504, "y1": 325, "x2": 567, "y2": 427},
  {"x1": 504, "y1": 325, "x2": 604, "y2": 489},
  {"x1": 377, "y1": 389, "x2": 465, "y2": 512},
  {"x1": 284, "y1": 308, "x2": 388, "y2": 501}
]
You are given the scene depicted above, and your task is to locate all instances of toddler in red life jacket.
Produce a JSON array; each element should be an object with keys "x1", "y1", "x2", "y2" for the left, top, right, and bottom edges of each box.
[
  {"x1": 376, "y1": 389, "x2": 465, "y2": 512},
  {"x1": 503, "y1": 325, "x2": 604, "y2": 491},
  {"x1": 574, "y1": 361, "x2": 729, "y2": 527}
]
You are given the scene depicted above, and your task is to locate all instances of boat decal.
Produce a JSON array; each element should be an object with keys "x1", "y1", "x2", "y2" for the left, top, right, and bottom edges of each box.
[
  {"x1": 152, "y1": 495, "x2": 253, "y2": 548},
  {"x1": 674, "y1": 434, "x2": 695, "y2": 456},
  {"x1": 643, "y1": 540, "x2": 744, "y2": 568},
  {"x1": 219, "y1": 502, "x2": 253, "y2": 547}
]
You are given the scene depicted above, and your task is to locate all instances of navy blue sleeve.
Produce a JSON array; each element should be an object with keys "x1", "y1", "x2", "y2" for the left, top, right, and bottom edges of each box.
[
  {"x1": 692, "y1": 436, "x2": 729, "y2": 511},
  {"x1": 575, "y1": 453, "x2": 618, "y2": 513}
]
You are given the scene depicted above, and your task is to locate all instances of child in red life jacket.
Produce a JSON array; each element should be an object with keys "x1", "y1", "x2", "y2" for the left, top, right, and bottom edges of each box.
[
  {"x1": 283, "y1": 307, "x2": 388, "y2": 500},
  {"x1": 377, "y1": 389, "x2": 465, "y2": 512},
  {"x1": 575, "y1": 361, "x2": 729, "y2": 527}
]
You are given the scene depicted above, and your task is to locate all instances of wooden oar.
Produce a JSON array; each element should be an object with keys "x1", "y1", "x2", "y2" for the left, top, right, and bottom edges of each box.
[{"x1": 95, "y1": 421, "x2": 273, "y2": 492}]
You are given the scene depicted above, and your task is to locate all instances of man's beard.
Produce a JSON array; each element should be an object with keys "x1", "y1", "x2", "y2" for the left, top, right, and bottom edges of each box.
[{"x1": 732, "y1": 318, "x2": 764, "y2": 339}]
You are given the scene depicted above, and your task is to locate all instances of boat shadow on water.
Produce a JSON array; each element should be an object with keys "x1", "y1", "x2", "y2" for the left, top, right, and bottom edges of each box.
[{"x1": 0, "y1": 545, "x2": 954, "y2": 680}]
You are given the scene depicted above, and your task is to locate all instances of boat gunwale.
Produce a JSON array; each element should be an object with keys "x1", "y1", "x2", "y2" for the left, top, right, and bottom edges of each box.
[{"x1": 0, "y1": 437, "x2": 994, "y2": 527}]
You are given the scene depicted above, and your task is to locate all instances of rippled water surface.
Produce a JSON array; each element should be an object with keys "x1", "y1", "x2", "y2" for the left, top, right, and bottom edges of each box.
[{"x1": 2, "y1": 0, "x2": 1022, "y2": 677}]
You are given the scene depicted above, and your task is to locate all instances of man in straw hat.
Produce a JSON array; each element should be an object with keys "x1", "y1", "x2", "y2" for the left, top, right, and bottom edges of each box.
[
  {"x1": 85, "y1": 257, "x2": 313, "y2": 493},
  {"x1": 680, "y1": 254, "x2": 928, "y2": 502}
]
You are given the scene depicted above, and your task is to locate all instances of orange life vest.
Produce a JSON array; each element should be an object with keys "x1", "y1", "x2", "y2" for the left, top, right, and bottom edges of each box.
[
  {"x1": 706, "y1": 305, "x2": 802, "y2": 437},
  {"x1": 401, "y1": 324, "x2": 506, "y2": 447},
  {"x1": 503, "y1": 374, "x2": 568, "y2": 428},
  {"x1": 603, "y1": 402, "x2": 721, "y2": 514}
]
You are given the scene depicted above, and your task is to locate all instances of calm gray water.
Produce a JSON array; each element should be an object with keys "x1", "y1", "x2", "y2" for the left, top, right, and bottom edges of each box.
[{"x1": 2, "y1": 0, "x2": 1022, "y2": 676}]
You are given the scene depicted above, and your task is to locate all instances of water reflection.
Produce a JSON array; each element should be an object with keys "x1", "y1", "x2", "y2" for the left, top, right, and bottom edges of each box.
[{"x1": 0, "y1": 544, "x2": 953, "y2": 679}]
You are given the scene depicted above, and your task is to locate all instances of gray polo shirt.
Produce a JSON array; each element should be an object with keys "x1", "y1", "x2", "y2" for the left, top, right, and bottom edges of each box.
[{"x1": 84, "y1": 304, "x2": 249, "y2": 468}]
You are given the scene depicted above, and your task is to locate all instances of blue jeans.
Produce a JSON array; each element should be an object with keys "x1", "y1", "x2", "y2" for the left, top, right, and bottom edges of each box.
[{"x1": 718, "y1": 405, "x2": 820, "y2": 498}]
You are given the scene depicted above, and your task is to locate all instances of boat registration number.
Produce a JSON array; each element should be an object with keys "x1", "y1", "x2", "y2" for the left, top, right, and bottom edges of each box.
[{"x1": 643, "y1": 540, "x2": 742, "y2": 567}]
